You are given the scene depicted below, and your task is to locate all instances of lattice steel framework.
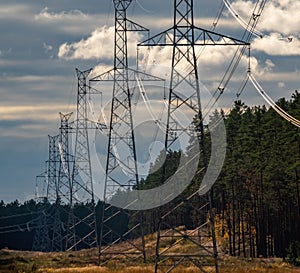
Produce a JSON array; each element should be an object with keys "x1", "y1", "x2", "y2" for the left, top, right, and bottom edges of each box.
[
  {"x1": 90, "y1": 0, "x2": 163, "y2": 265},
  {"x1": 32, "y1": 197, "x2": 51, "y2": 252},
  {"x1": 47, "y1": 135, "x2": 63, "y2": 252},
  {"x1": 66, "y1": 69, "x2": 98, "y2": 251},
  {"x1": 51, "y1": 201, "x2": 63, "y2": 252},
  {"x1": 56, "y1": 112, "x2": 76, "y2": 250},
  {"x1": 46, "y1": 135, "x2": 60, "y2": 203},
  {"x1": 58, "y1": 112, "x2": 73, "y2": 205},
  {"x1": 33, "y1": 72, "x2": 101, "y2": 252},
  {"x1": 32, "y1": 135, "x2": 61, "y2": 252},
  {"x1": 138, "y1": 0, "x2": 249, "y2": 272}
]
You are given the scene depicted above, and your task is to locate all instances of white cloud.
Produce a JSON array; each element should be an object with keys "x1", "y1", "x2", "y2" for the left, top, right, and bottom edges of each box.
[
  {"x1": 258, "y1": 0, "x2": 300, "y2": 36},
  {"x1": 55, "y1": 1, "x2": 298, "y2": 90},
  {"x1": 58, "y1": 26, "x2": 143, "y2": 60},
  {"x1": 232, "y1": 0, "x2": 300, "y2": 36},
  {"x1": 34, "y1": 7, "x2": 108, "y2": 35},
  {"x1": 255, "y1": 71, "x2": 300, "y2": 82},
  {"x1": 89, "y1": 64, "x2": 115, "y2": 78},
  {"x1": 252, "y1": 33, "x2": 300, "y2": 56},
  {"x1": 137, "y1": 42, "x2": 273, "y2": 82},
  {"x1": 131, "y1": 16, "x2": 239, "y2": 31},
  {"x1": 227, "y1": 1, "x2": 300, "y2": 56},
  {"x1": 35, "y1": 7, "x2": 89, "y2": 21}
]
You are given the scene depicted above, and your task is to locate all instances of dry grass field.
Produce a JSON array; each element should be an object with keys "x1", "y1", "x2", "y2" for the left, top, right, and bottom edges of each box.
[
  {"x1": 37, "y1": 266, "x2": 300, "y2": 273},
  {"x1": 1, "y1": 233, "x2": 299, "y2": 273},
  {"x1": 1, "y1": 248, "x2": 300, "y2": 273}
]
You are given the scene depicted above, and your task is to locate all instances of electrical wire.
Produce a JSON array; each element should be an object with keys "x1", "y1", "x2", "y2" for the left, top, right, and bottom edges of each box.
[
  {"x1": 135, "y1": 0, "x2": 154, "y2": 14},
  {"x1": 135, "y1": 72, "x2": 202, "y2": 157},
  {"x1": 191, "y1": 0, "x2": 225, "y2": 62},
  {"x1": 88, "y1": 99, "x2": 101, "y2": 124},
  {"x1": 209, "y1": 71, "x2": 300, "y2": 129},
  {"x1": 223, "y1": 0, "x2": 264, "y2": 38},
  {"x1": 0, "y1": 211, "x2": 40, "y2": 220},
  {"x1": 58, "y1": 142, "x2": 70, "y2": 177},
  {"x1": 135, "y1": 74, "x2": 167, "y2": 165},
  {"x1": 206, "y1": 71, "x2": 250, "y2": 131},
  {"x1": 0, "y1": 215, "x2": 41, "y2": 234},
  {"x1": 249, "y1": 73, "x2": 300, "y2": 127},
  {"x1": 166, "y1": 0, "x2": 266, "y2": 123},
  {"x1": 200, "y1": 0, "x2": 268, "y2": 122},
  {"x1": 95, "y1": 95, "x2": 136, "y2": 176},
  {"x1": 212, "y1": 0, "x2": 226, "y2": 31},
  {"x1": 134, "y1": 0, "x2": 266, "y2": 146},
  {"x1": 135, "y1": 74, "x2": 165, "y2": 127}
]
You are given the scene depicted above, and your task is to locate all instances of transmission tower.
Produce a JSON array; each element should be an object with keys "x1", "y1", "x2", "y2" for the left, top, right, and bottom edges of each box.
[
  {"x1": 138, "y1": 0, "x2": 249, "y2": 272},
  {"x1": 32, "y1": 71, "x2": 100, "y2": 253},
  {"x1": 65, "y1": 69, "x2": 98, "y2": 251},
  {"x1": 90, "y1": 0, "x2": 163, "y2": 265},
  {"x1": 57, "y1": 112, "x2": 73, "y2": 204},
  {"x1": 46, "y1": 135, "x2": 60, "y2": 203},
  {"x1": 32, "y1": 197, "x2": 51, "y2": 252},
  {"x1": 56, "y1": 112, "x2": 76, "y2": 250},
  {"x1": 46, "y1": 134, "x2": 64, "y2": 252},
  {"x1": 32, "y1": 135, "x2": 61, "y2": 252}
]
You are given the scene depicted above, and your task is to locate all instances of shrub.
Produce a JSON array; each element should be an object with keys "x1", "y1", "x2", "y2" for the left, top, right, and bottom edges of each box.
[{"x1": 286, "y1": 241, "x2": 300, "y2": 266}]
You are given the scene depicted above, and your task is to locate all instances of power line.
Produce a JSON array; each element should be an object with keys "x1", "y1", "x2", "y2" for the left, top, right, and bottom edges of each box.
[
  {"x1": 202, "y1": 0, "x2": 268, "y2": 121},
  {"x1": 0, "y1": 211, "x2": 40, "y2": 220}
]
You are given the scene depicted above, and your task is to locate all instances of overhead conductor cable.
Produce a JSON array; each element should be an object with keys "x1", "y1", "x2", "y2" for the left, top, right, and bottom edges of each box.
[{"x1": 249, "y1": 73, "x2": 300, "y2": 128}]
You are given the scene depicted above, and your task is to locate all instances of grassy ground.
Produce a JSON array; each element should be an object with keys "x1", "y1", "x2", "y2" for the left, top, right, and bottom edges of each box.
[
  {"x1": 1, "y1": 233, "x2": 299, "y2": 273},
  {"x1": 1, "y1": 248, "x2": 300, "y2": 273},
  {"x1": 37, "y1": 265, "x2": 300, "y2": 273}
]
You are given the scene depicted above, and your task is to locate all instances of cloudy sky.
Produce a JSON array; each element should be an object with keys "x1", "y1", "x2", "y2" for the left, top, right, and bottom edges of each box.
[{"x1": 0, "y1": 0, "x2": 299, "y2": 203}]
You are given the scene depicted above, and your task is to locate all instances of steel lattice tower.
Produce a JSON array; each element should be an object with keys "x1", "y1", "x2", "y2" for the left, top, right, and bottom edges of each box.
[
  {"x1": 138, "y1": 0, "x2": 249, "y2": 272},
  {"x1": 90, "y1": 0, "x2": 163, "y2": 265},
  {"x1": 104, "y1": 1, "x2": 140, "y2": 201},
  {"x1": 51, "y1": 200, "x2": 63, "y2": 252},
  {"x1": 32, "y1": 197, "x2": 51, "y2": 252},
  {"x1": 34, "y1": 71, "x2": 101, "y2": 252},
  {"x1": 66, "y1": 69, "x2": 98, "y2": 251},
  {"x1": 58, "y1": 112, "x2": 73, "y2": 205},
  {"x1": 47, "y1": 135, "x2": 63, "y2": 252},
  {"x1": 92, "y1": 0, "x2": 145, "y2": 263},
  {"x1": 46, "y1": 135, "x2": 60, "y2": 203},
  {"x1": 32, "y1": 135, "x2": 61, "y2": 252},
  {"x1": 57, "y1": 112, "x2": 77, "y2": 250}
]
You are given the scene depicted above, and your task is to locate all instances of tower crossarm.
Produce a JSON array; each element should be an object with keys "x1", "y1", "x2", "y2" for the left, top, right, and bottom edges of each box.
[
  {"x1": 126, "y1": 19, "x2": 149, "y2": 32},
  {"x1": 90, "y1": 68, "x2": 164, "y2": 82},
  {"x1": 138, "y1": 26, "x2": 249, "y2": 47}
]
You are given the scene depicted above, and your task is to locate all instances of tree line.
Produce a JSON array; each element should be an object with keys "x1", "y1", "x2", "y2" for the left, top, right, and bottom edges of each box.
[
  {"x1": 0, "y1": 91, "x2": 299, "y2": 261},
  {"x1": 136, "y1": 91, "x2": 300, "y2": 259}
]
